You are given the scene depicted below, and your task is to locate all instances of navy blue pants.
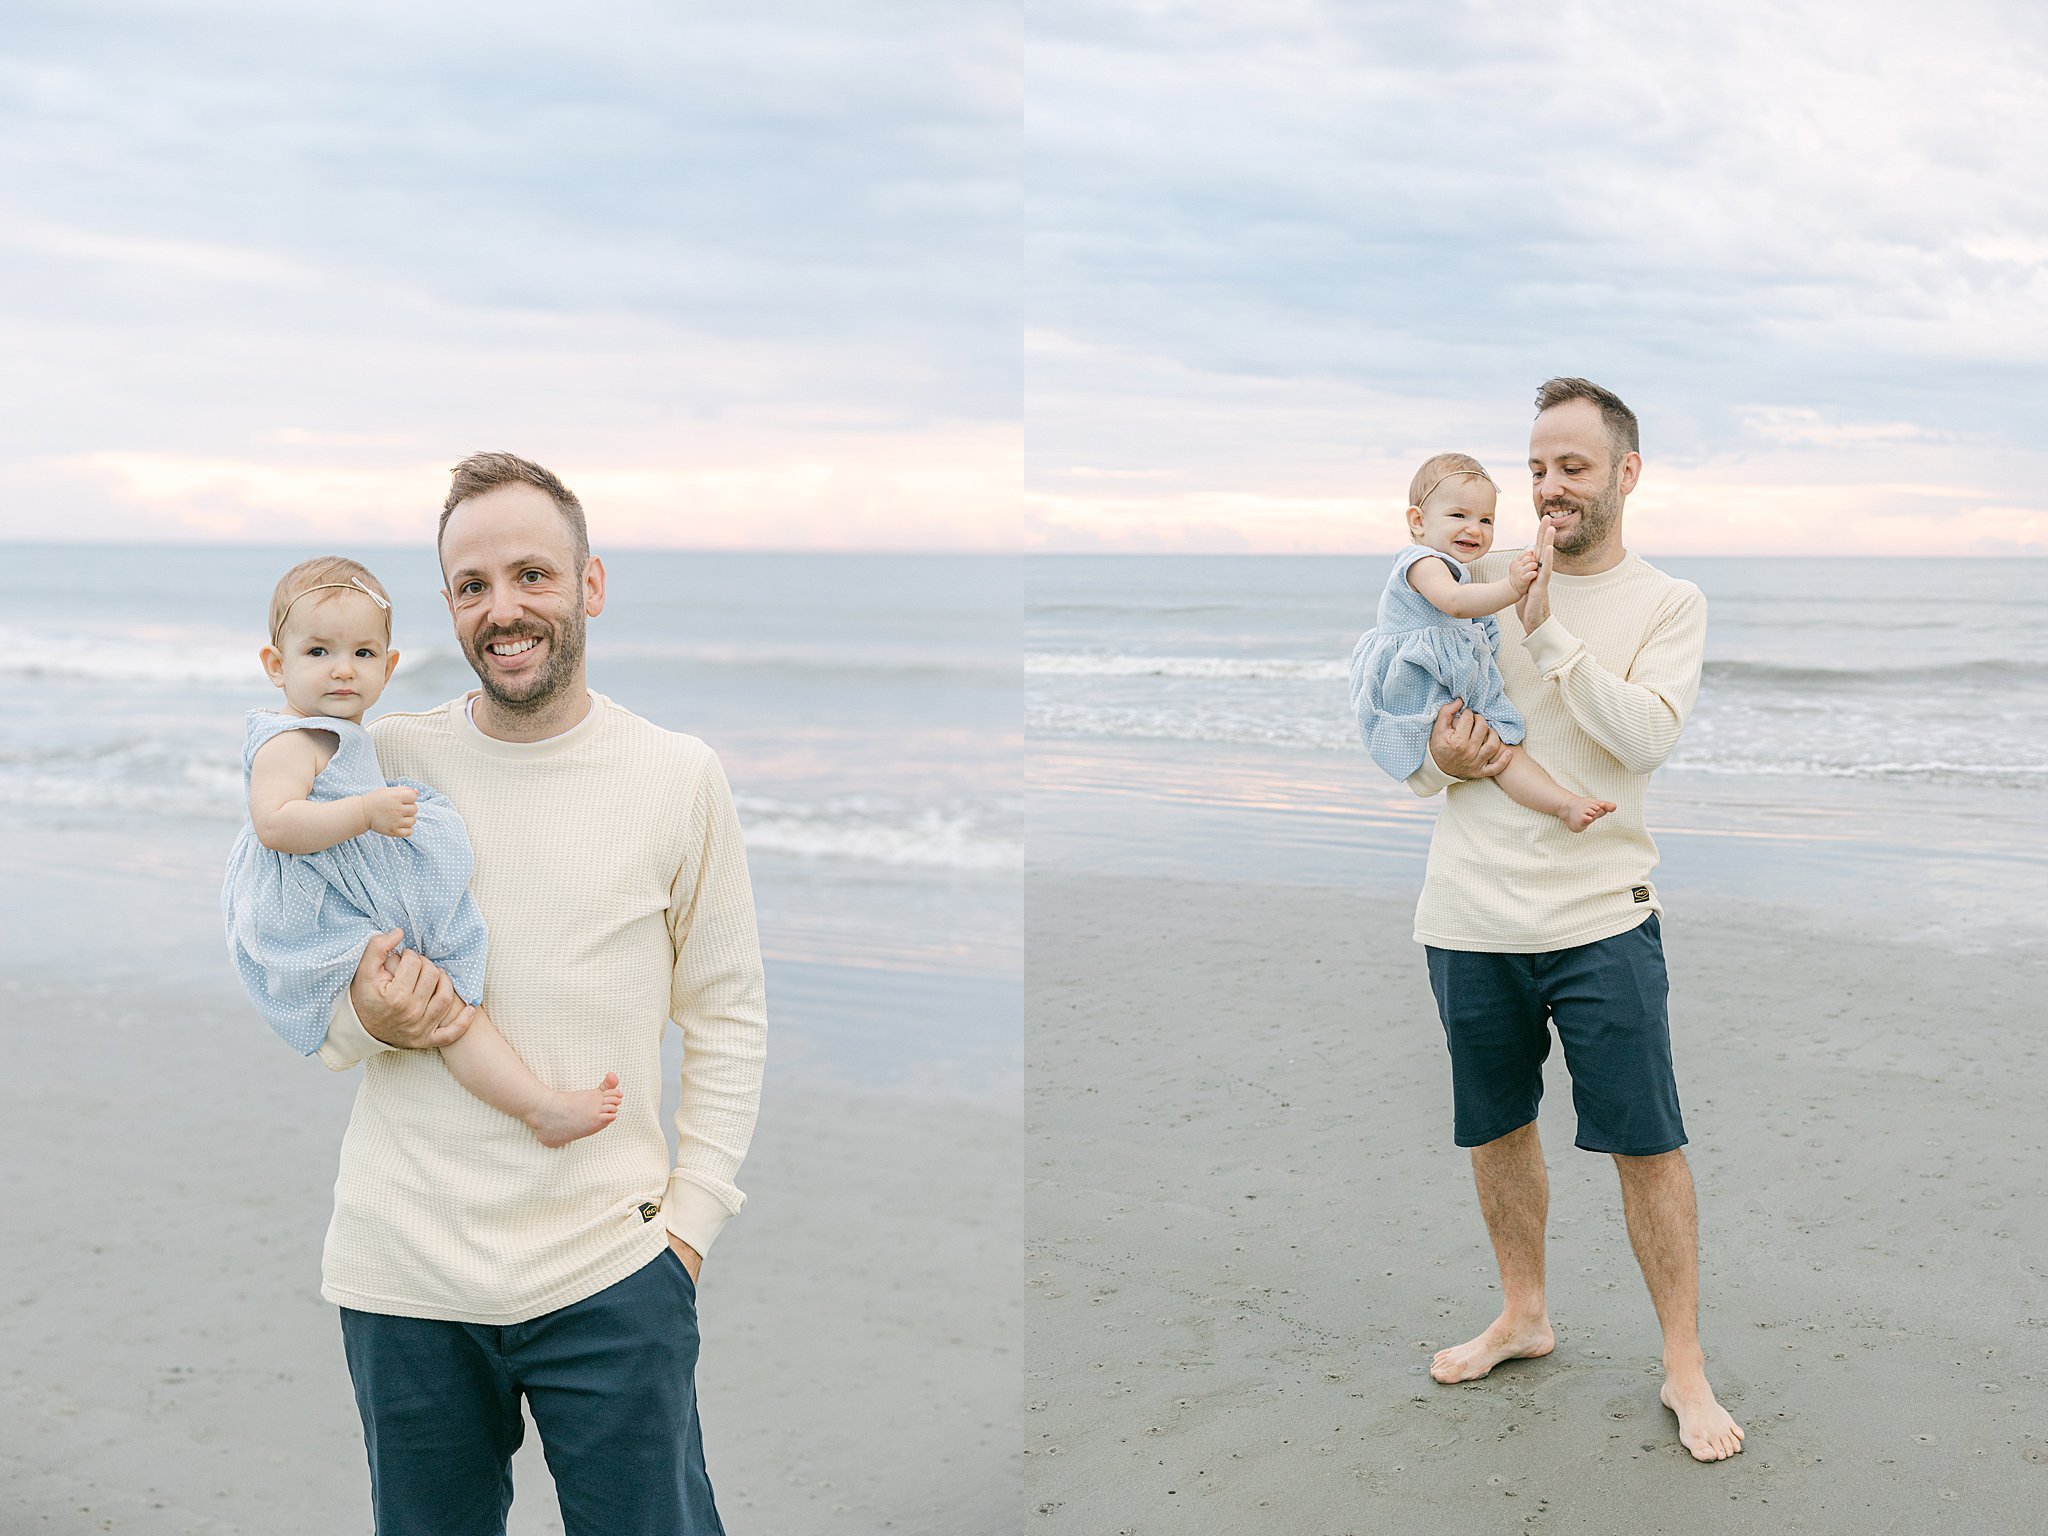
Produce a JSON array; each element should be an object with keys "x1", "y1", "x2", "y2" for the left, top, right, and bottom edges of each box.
[
  {"x1": 1425, "y1": 914, "x2": 1687, "y2": 1157},
  {"x1": 339, "y1": 1248, "x2": 722, "y2": 1536}
]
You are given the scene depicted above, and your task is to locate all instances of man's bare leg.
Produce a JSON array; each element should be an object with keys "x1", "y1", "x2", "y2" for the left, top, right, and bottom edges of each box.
[
  {"x1": 1432, "y1": 1121, "x2": 1557, "y2": 1383},
  {"x1": 1612, "y1": 1150, "x2": 1744, "y2": 1461}
]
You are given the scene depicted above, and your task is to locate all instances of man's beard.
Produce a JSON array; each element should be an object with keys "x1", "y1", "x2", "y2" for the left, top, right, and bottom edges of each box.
[
  {"x1": 1539, "y1": 465, "x2": 1622, "y2": 557},
  {"x1": 468, "y1": 602, "x2": 586, "y2": 713}
]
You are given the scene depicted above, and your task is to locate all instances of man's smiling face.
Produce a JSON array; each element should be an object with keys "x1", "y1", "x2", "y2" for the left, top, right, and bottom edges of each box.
[
  {"x1": 440, "y1": 483, "x2": 604, "y2": 714},
  {"x1": 1528, "y1": 397, "x2": 1633, "y2": 559}
]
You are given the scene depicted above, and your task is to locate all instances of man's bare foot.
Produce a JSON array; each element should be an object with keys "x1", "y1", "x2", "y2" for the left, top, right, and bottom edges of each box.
[
  {"x1": 1660, "y1": 1371, "x2": 1744, "y2": 1461},
  {"x1": 527, "y1": 1072, "x2": 624, "y2": 1148},
  {"x1": 1559, "y1": 797, "x2": 1617, "y2": 832},
  {"x1": 1430, "y1": 1313, "x2": 1555, "y2": 1383}
]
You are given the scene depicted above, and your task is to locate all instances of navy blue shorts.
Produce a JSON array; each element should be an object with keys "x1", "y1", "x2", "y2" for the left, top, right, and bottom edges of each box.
[
  {"x1": 339, "y1": 1247, "x2": 721, "y2": 1536},
  {"x1": 1424, "y1": 914, "x2": 1686, "y2": 1157}
]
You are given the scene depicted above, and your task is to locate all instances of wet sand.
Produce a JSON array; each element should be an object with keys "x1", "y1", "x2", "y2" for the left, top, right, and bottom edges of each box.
[
  {"x1": 1025, "y1": 872, "x2": 2048, "y2": 1534},
  {"x1": 0, "y1": 846, "x2": 1018, "y2": 1535}
]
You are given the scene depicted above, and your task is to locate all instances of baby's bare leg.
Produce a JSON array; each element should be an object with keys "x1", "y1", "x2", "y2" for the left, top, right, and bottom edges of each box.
[
  {"x1": 1494, "y1": 745, "x2": 1616, "y2": 833},
  {"x1": 439, "y1": 1008, "x2": 623, "y2": 1147}
]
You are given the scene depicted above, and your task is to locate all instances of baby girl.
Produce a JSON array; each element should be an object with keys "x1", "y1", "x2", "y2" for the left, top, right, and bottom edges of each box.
[
  {"x1": 1349, "y1": 454, "x2": 1615, "y2": 832},
  {"x1": 222, "y1": 556, "x2": 623, "y2": 1145}
]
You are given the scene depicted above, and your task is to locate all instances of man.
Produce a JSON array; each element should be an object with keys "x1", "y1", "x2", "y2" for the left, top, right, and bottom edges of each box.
[
  {"x1": 1407, "y1": 379, "x2": 1741, "y2": 1462},
  {"x1": 313, "y1": 452, "x2": 767, "y2": 1531}
]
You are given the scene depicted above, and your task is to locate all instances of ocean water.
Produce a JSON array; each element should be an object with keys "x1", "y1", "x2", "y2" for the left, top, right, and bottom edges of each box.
[
  {"x1": 0, "y1": 544, "x2": 1021, "y2": 1099},
  {"x1": 1028, "y1": 555, "x2": 2048, "y2": 949}
]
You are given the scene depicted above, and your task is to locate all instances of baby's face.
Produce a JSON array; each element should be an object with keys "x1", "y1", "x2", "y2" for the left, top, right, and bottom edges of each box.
[
  {"x1": 261, "y1": 590, "x2": 399, "y2": 722},
  {"x1": 1409, "y1": 483, "x2": 1499, "y2": 562}
]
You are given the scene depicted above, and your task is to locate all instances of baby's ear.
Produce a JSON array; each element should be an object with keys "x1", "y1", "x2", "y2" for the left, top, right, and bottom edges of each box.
[
  {"x1": 258, "y1": 644, "x2": 285, "y2": 686},
  {"x1": 384, "y1": 649, "x2": 401, "y2": 682}
]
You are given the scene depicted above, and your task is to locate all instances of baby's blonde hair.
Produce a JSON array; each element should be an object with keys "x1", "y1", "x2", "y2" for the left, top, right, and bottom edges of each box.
[
  {"x1": 267, "y1": 556, "x2": 392, "y2": 645},
  {"x1": 1408, "y1": 452, "x2": 1497, "y2": 511}
]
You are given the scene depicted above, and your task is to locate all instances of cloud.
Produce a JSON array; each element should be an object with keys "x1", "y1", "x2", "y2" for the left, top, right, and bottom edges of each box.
[
  {"x1": 1030, "y1": 468, "x2": 2048, "y2": 557},
  {"x1": 0, "y1": 1, "x2": 1017, "y2": 547},
  {"x1": 6, "y1": 421, "x2": 1022, "y2": 551},
  {"x1": 1026, "y1": 0, "x2": 2048, "y2": 551},
  {"x1": 1735, "y1": 408, "x2": 1955, "y2": 451}
]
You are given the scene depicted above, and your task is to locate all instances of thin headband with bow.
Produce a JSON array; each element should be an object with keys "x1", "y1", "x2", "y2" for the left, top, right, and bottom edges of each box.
[
  {"x1": 1415, "y1": 468, "x2": 1497, "y2": 507},
  {"x1": 273, "y1": 576, "x2": 390, "y2": 642}
]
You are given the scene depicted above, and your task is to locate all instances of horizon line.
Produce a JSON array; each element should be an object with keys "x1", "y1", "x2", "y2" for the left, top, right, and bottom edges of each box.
[{"x1": 3, "y1": 538, "x2": 2037, "y2": 560}]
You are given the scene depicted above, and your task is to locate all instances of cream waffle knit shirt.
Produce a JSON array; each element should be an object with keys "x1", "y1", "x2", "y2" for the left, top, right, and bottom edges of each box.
[
  {"x1": 312, "y1": 692, "x2": 767, "y2": 1325},
  {"x1": 1406, "y1": 550, "x2": 1707, "y2": 953}
]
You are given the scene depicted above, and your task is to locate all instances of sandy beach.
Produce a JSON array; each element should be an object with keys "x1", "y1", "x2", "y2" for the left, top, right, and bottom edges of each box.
[
  {"x1": 0, "y1": 833, "x2": 1019, "y2": 1535},
  {"x1": 1025, "y1": 871, "x2": 2048, "y2": 1534}
]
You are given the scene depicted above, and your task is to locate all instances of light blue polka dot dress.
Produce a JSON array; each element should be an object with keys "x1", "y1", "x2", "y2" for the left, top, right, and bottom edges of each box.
[
  {"x1": 1348, "y1": 545, "x2": 1527, "y2": 782},
  {"x1": 221, "y1": 710, "x2": 488, "y2": 1056}
]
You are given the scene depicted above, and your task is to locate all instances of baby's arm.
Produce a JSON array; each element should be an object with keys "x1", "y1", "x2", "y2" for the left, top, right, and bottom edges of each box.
[
  {"x1": 248, "y1": 730, "x2": 418, "y2": 854},
  {"x1": 1406, "y1": 549, "x2": 1539, "y2": 621}
]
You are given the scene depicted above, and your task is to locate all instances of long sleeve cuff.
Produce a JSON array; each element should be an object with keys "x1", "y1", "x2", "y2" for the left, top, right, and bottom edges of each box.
[
  {"x1": 662, "y1": 1174, "x2": 740, "y2": 1259},
  {"x1": 1406, "y1": 747, "x2": 1457, "y2": 797},
  {"x1": 1521, "y1": 614, "x2": 1585, "y2": 678},
  {"x1": 315, "y1": 986, "x2": 397, "y2": 1072}
]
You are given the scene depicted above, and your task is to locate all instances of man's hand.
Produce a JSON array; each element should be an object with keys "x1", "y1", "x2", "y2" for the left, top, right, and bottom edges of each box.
[
  {"x1": 1428, "y1": 700, "x2": 1511, "y2": 780},
  {"x1": 362, "y1": 786, "x2": 418, "y2": 838},
  {"x1": 349, "y1": 928, "x2": 475, "y2": 1050},
  {"x1": 1515, "y1": 520, "x2": 1557, "y2": 634},
  {"x1": 666, "y1": 1231, "x2": 703, "y2": 1283}
]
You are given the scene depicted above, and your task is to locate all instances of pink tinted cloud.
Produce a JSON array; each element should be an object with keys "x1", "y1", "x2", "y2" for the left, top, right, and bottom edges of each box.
[{"x1": 2, "y1": 424, "x2": 1020, "y2": 551}]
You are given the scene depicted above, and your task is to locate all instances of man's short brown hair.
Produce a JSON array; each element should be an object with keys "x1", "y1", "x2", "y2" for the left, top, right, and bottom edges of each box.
[
  {"x1": 438, "y1": 452, "x2": 589, "y2": 570},
  {"x1": 1534, "y1": 377, "x2": 1640, "y2": 460}
]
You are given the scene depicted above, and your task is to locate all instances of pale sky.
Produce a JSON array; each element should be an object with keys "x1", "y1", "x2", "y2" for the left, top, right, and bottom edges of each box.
[
  {"x1": 0, "y1": 2, "x2": 1017, "y2": 550},
  {"x1": 7, "y1": 5, "x2": 2043, "y2": 556},
  {"x1": 1026, "y1": 0, "x2": 2048, "y2": 555}
]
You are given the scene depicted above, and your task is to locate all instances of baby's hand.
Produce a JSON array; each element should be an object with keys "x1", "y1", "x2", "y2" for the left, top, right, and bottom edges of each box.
[
  {"x1": 364, "y1": 785, "x2": 419, "y2": 838},
  {"x1": 1509, "y1": 548, "x2": 1541, "y2": 597}
]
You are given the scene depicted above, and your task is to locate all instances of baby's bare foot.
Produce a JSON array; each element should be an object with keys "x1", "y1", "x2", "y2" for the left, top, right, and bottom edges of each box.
[
  {"x1": 528, "y1": 1072, "x2": 623, "y2": 1148},
  {"x1": 1560, "y1": 796, "x2": 1617, "y2": 832},
  {"x1": 1430, "y1": 1313, "x2": 1555, "y2": 1383},
  {"x1": 1661, "y1": 1372, "x2": 1744, "y2": 1461}
]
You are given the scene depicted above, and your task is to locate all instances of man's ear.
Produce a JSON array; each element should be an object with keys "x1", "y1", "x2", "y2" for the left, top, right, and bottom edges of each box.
[
  {"x1": 260, "y1": 644, "x2": 286, "y2": 689},
  {"x1": 582, "y1": 554, "x2": 607, "y2": 619},
  {"x1": 1618, "y1": 451, "x2": 1642, "y2": 497}
]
